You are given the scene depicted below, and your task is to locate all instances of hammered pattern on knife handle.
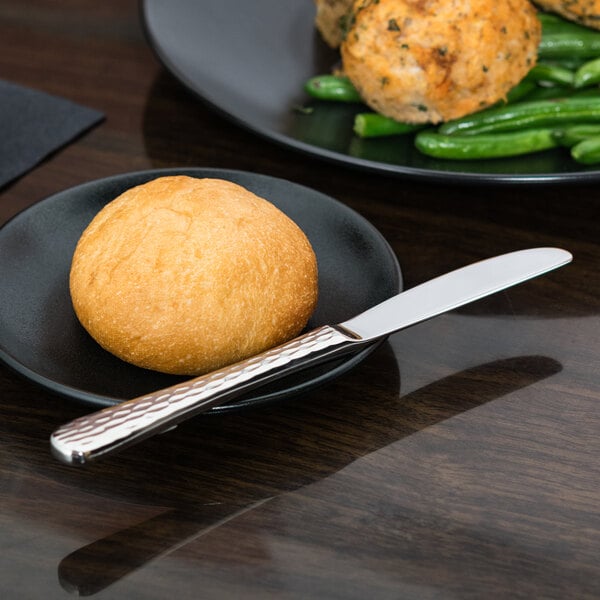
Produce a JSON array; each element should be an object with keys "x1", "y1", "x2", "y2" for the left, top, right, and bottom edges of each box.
[{"x1": 51, "y1": 325, "x2": 357, "y2": 464}]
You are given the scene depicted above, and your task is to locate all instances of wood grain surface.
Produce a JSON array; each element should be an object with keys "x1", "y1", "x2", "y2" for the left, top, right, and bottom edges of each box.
[{"x1": 0, "y1": 2, "x2": 598, "y2": 598}]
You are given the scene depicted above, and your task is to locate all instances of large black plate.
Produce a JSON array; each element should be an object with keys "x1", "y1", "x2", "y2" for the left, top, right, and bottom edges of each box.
[
  {"x1": 141, "y1": 0, "x2": 600, "y2": 185},
  {"x1": 0, "y1": 168, "x2": 401, "y2": 411}
]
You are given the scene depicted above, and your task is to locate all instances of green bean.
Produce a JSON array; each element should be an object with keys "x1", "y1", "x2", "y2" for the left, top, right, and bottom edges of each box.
[
  {"x1": 553, "y1": 123, "x2": 600, "y2": 146},
  {"x1": 574, "y1": 57, "x2": 600, "y2": 88},
  {"x1": 538, "y1": 12, "x2": 592, "y2": 33},
  {"x1": 526, "y1": 63, "x2": 575, "y2": 87},
  {"x1": 573, "y1": 87, "x2": 600, "y2": 97},
  {"x1": 304, "y1": 75, "x2": 362, "y2": 102},
  {"x1": 571, "y1": 135, "x2": 600, "y2": 163},
  {"x1": 539, "y1": 57, "x2": 587, "y2": 70},
  {"x1": 503, "y1": 79, "x2": 538, "y2": 103},
  {"x1": 414, "y1": 129, "x2": 558, "y2": 160},
  {"x1": 439, "y1": 97, "x2": 600, "y2": 136},
  {"x1": 353, "y1": 113, "x2": 423, "y2": 137},
  {"x1": 538, "y1": 31, "x2": 600, "y2": 59},
  {"x1": 519, "y1": 85, "x2": 573, "y2": 102},
  {"x1": 520, "y1": 85, "x2": 600, "y2": 102},
  {"x1": 537, "y1": 11, "x2": 600, "y2": 51},
  {"x1": 537, "y1": 13, "x2": 600, "y2": 61}
]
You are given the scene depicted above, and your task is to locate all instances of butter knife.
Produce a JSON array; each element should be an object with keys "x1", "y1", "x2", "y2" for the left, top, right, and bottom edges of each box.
[{"x1": 50, "y1": 247, "x2": 572, "y2": 465}]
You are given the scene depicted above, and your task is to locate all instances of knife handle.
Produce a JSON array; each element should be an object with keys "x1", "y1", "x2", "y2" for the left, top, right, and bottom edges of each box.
[{"x1": 50, "y1": 325, "x2": 359, "y2": 465}]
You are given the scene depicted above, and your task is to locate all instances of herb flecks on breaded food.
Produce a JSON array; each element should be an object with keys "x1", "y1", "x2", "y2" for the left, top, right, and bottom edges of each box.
[
  {"x1": 533, "y1": 0, "x2": 600, "y2": 30},
  {"x1": 314, "y1": 0, "x2": 355, "y2": 48},
  {"x1": 340, "y1": 0, "x2": 541, "y2": 124}
]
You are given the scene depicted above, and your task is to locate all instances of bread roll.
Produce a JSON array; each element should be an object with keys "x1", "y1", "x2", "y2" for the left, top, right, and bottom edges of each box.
[{"x1": 70, "y1": 176, "x2": 318, "y2": 375}]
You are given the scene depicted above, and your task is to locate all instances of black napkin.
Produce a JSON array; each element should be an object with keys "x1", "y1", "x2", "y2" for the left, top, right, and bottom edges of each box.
[{"x1": 0, "y1": 80, "x2": 104, "y2": 189}]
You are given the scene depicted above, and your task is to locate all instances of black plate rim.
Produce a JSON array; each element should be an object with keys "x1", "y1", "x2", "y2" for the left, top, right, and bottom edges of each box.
[
  {"x1": 0, "y1": 167, "x2": 401, "y2": 412},
  {"x1": 139, "y1": 1, "x2": 600, "y2": 186}
]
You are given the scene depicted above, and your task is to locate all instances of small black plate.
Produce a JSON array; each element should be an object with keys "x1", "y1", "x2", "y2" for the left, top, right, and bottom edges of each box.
[
  {"x1": 0, "y1": 168, "x2": 401, "y2": 411},
  {"x1": 141, "y1": 0, "x2": 600, "y2": 185}
]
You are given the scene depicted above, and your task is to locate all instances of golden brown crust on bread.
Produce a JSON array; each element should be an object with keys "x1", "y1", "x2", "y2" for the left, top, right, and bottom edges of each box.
[{"x1": 70, "y1": 176, "x2": 318, "y2": 375}]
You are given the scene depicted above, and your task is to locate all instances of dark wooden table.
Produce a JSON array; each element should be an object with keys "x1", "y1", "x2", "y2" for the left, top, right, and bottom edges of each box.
[{"x1": 1, "y1": 2, "x2": 598, "y2": 598}]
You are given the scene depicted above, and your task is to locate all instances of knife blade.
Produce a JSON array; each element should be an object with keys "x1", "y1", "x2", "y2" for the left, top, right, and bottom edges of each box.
[{"x1": 50, "y1": 247, "x2": 572, "y2": 466}]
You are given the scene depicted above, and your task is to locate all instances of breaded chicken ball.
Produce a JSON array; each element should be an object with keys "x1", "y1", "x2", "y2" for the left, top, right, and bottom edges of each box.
[
  {"x1": 340, "y1": 0, "x2": 541, "y2": 124},
  {"x1": 532, "y1": 0, "x2": 600, "y2": 30},
  {"x1": 314, "y1": 0, "x2": 354, "y2": 47}
]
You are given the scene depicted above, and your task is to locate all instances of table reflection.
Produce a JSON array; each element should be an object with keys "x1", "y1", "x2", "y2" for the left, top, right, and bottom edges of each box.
[{"x1": 49, "y1": 353, "x2": 560, "y2": 595}]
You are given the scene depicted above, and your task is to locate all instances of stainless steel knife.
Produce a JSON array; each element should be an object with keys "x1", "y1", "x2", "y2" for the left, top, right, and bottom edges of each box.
[{"x1": 50, "y1": 247, "x2": 572, "y2": 466}]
